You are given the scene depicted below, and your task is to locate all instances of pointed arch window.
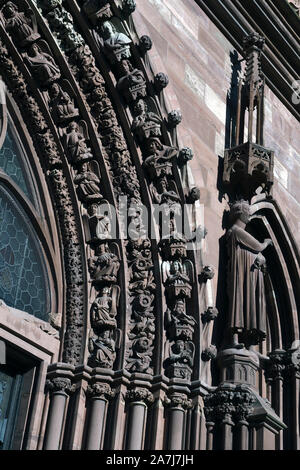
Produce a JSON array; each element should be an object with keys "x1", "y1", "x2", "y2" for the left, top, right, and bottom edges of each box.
[{"x1": 0, "y1": 115, "x2": 52, "y2": 321}]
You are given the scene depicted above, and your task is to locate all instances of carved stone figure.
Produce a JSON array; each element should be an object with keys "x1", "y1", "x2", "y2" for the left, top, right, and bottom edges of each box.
[
  {"x1": 2, "y1": 1, "x2": 40, "y2": 48},
  {"x1": 88, "y1": 203, "x2": 112, "y2": 240},
  {"x1": 64, "y1": 121, "x2": 93, "y2": 164},
  {"x1": 74, "y1": 162, "x2": 103, "y2": 202},
  {"x1": 88, "y1": 330, "x2": 116, "y2": 368},
  {"x1": 165, "y1": 299, "x2": 195, "y2": 341},
  {"x1": 126, "y1": 336, "x2": 153, "y2": 374},
  {"x1": 131, "y1": 101, "x2": 162, "y2": 142},
  {"x1": 164, "y1": 259, "x2": 193, "y2": 299},
  {"x1": 88, "y1": 243, "x2": 120, "y2": 283},
  {"x1": 83, "y1": 0, "x2": 113, "y2": 24},
  {"x1": 100, "y1": 20, "x2": 132, "y2": 64},
  {"x1": 117, "y1": 60, "x2": 147, "y2": 103},
  {"x1": 49, "y1": 83, "x2": 79, "y2": 124},
  {"x1": 165, "y1": 339, "x2": 195, "y2": 376},
  {"x1": 25, "y1": 43, "x2": 61, "y2": 85},
  {"x1": 144, "y1": 137, "x2": 177, "y2": 180},
  {"x1": 90, "y1": 286, "x2": 120, "y2": 331},
  {"x1": 226, "y1": 200, "x2": 272, "y2": 346}
]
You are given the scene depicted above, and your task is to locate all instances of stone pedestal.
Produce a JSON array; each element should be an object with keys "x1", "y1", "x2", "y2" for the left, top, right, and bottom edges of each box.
[{"x1": 218, "y1": 347, "x2": 260, "y2": 388}]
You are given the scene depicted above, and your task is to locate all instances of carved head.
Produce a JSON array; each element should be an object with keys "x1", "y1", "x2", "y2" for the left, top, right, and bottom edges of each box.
[
  {"x1": 2, "y1": 2, "x2": 18, "y2": 18},
  {"x1": 49, "y1": 83, "x2": 60, "y2": 99},
  {"x1": 101, "y1": 286, "x2": 111, "y2": 296},
  {"x1": 121, "y1": 59, "x2": 132, "y2": 74},
  {"x1": 147, "y1": 137, "x2": 163, "y2": 153},
  {"x1": 29, "y1": 43, "x2": 40, "y2": 55},
  {"x1": 174, "y1": 300, "x2": 185, "y2": 314},
  {"x1": 101, "y1": 21, "x2": 116, "y2": 38},
  {"x1": 174, "y1": 340, "x2": 185, "y2": 353},
  {"x1": 40, "y1": 0, "x2": 62, "y2": 11},
  {"x1": 134, "y1": 99, "x2": 147, "y2": 115},
  {"x1": 230, "y1": 199, "x2": 251, "y2": 224},
  {"x1": 68, "y1": 121, "x2": 78, "y2": 131}
]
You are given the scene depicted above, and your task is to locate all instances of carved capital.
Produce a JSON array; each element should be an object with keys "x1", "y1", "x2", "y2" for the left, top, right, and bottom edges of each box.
[
  {"x1": 204, "y1": 386, "x2": 254, "y2": 425},
  {"x1": 164, "y1": 393, "x2": 193, "y2": 411},
  {"x1": 125, "y1": 388, "x2": 154, "y2": 406},
  {"x1": 86, "y1": 382, "x2": 115, "y2": 400},
  {"x1": 45, "y1": 377, "x2": 75, "y2": 395},
  {"x1": 265, "y1": 349, "x2": 287, "y2": 382}
]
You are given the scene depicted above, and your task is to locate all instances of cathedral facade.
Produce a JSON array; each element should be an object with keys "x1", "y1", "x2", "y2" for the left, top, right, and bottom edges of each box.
[{"x1": 0, "y1": 0, "x2": 300, "y2": 451}]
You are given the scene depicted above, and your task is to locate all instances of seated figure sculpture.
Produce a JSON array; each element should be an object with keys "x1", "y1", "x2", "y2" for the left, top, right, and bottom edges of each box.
[
  {"x1": 101, "y1": 20, "x2": 132, "y2": 64},
  {"x1": 131, "y1": 101, "x2": 162, "y2": 143}
]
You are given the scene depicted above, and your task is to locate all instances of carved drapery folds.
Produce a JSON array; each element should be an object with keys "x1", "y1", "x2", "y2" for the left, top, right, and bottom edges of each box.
[
  {"x1": 226, "y1": 199, "x2": 272, "y2": 347},
  {"x1": 0, "y1": 0, "x2": 209, "y2": 449}
]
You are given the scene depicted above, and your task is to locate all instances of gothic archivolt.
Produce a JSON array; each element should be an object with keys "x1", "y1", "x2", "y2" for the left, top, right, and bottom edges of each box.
[{"x1": 0, "y1": 0, "x2": 300, "y2": 451}]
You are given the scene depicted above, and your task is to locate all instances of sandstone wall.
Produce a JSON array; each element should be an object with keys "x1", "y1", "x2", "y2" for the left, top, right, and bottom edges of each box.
[{"x1": 132, "y1": 0, "x2": 300, "y2": 300}]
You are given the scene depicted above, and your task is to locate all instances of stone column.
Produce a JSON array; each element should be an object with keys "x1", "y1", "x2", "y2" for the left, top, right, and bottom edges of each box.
[
  {"x1": 125, "y1": 388, "x2": 154, "y2": 451},
  {"x1": 265, "y1": 349, "x2": 286, "y2": 450},
  {"x1": 204, "y1": 384, "x2": 255, "y2": 451},
  {"x1": 164, "y1": 394, "x2": 192, "y2": 450},
  {"x1": 85, "y1": 383, "x2": 115, "y2": 450},
  {"x1": 285, "y1": 344, "x2": 300, "y2": 450},
  {"x1": 43, "y1": 378, "x2": 74, "y2": 450}
]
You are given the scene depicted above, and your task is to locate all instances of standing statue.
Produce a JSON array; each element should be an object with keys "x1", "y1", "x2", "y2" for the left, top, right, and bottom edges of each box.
[
  {"x1": 2, "y1": 1, "x2": 40, "y2": 48},
  {"x1": 226, "y1": 200, "x2": 273, "y2": 346}
]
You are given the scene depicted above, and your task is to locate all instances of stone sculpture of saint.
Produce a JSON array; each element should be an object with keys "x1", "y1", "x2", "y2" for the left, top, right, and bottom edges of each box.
[
  {"x1": 25, "y1": 43, "x2": 61, "y2": 85},
  {"x1": 117, "y1": 60, "x2": 147, "y2": 102},
  {"x1": 166, "y1": 300, "x2": 196, "y2": 329},
  {"x1": 143, "y1": 137, "x2": 177, "y2": 181},
  {"x1": 226, "y1": 200, "x2": 272, "y2": 346},
  {"x1": 2, "y1": 1, "x2": 40, "y2": 48},
  {"x1": 166, "y1": 340, "x2": 194, "y2": 368},
  {"x1": 88, "y1": 243, "x2": 120, "y2": 283},
  {"x1": 100, "y1": 20, "x2": 132, "y2": 63},
  {"x1": 88, "y1": 330, "x2": 116, "y2": 368},
  {"x1": 49, "y1": 83, "x2": 79, "y2": 124},
  {"x1": 131, "y1": 101, "x2": 162, "y2": 142},
  {"x1": 90, "y1": 286, "x2": 119, "y2": 331},
  {"x1": 64, "y1": 122, "x2": 93, "y2": 164},
  {"x1": 74, "y1": 162, "x2": 102, "y2": 201}
]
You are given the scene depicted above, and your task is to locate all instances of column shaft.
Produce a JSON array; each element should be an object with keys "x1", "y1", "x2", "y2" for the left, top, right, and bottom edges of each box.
[
  {"x1": 43, "y1": 392, "x2": 67, "y2": 450},
  {"x1": 85, "y1": 398, "x2": 107, "y2": 450},
  {"x1": 125, "y1": 403, "x2": 147, "y2": 450}
]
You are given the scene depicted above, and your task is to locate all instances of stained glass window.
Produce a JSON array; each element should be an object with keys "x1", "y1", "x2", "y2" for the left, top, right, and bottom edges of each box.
[
  {"x1": 0, "y1": 122, "x2": 32, "y2": 200},
  {"x1": 0, "y1": 187, "x2": 50, "y2": 320}
]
